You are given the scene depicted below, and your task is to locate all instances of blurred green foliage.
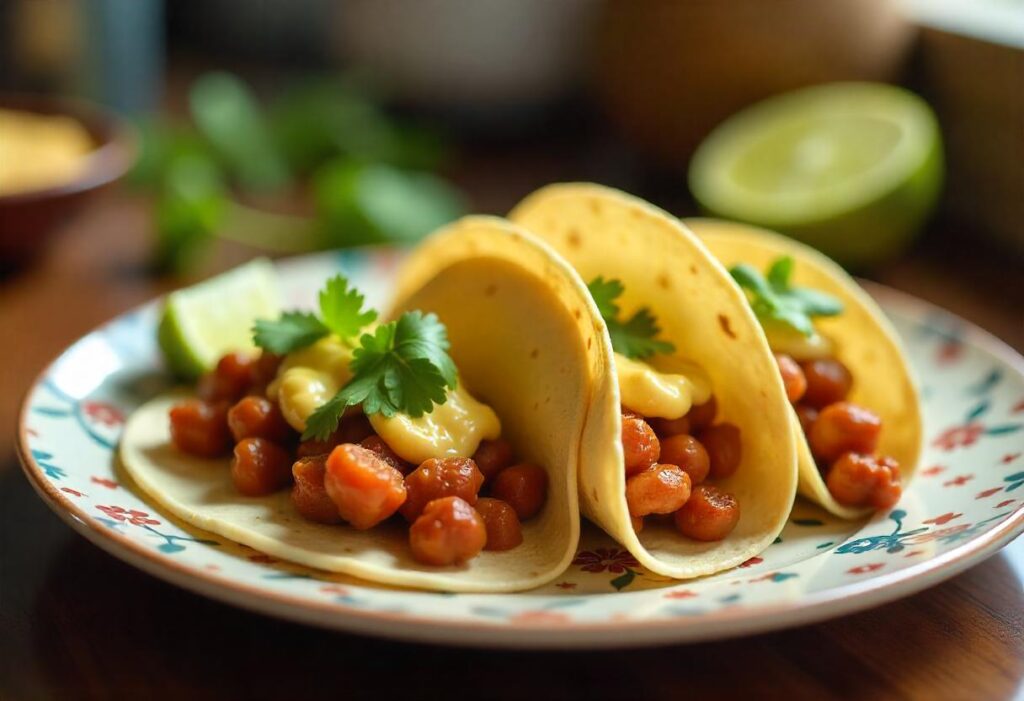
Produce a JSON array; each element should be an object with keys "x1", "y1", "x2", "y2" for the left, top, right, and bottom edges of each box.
[{"x1": 130, "y1": 72, "x2": 466, "y2": 272}]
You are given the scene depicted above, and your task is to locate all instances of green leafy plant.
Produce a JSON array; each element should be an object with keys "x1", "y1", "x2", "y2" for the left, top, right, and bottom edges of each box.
[
  {"x1": 729, "y1": 256, "x2": 843, "y2": 336},
  {"x1": 588, "y1": 276, "x2": 675, "y2": 359}
]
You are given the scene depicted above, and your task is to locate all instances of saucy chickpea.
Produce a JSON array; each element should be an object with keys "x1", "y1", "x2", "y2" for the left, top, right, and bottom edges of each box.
[
  {"x1": 409, "y1": 496, "x2": 487, "y2": 566},
  {"x1": 674, "y1": 484, "x2": 740, "y2": 541},
  {"x1": 360, "y1": 435, "x2": 411, "y2": 474},
  {"x1": 808, "y1": 401, "x2": 881, "y2": 463},
  {"x1": 471, "y1": 439, "x2": 515, "y2": 480},
  {"x1": 826, "y1": 452, "x2": 902, "y2": 509},
  {"x1": 291, "y1": 455, "x2": 341, "y2": 524},
  {"x1": 622, "y1": 415, "x2": 660, "y2": 475},
  {"x1": 197, "y1": 352, "x2": 256, "y2": 403},
  {"x1": 475, "y1": 498, "x2": 523, "y2": 551},
  {"x1": 800, "y1": 358, "x2": 852, "y2": 409},
  {"x1": 324, "y1": 444, "x2": 407, "y2": 529},
  {"x1": 231, "y1": 438, "x2": 293, "y2": 496},
  {"x1": 490, "y1": 463, "x2": 548, "y2": 520},
  {"x1": 169, "y1": 399, "x2": 231, "y2": 458},
  {"x1": 336, "y1": 414, "x2": 374, "y2": 444},
  {"x1": 649, "y1": 415, "x2": 691, "y2": 438},
  {"x1": 686, "y1": 396, "x2": 717, "y2": 431},
  {"x1": 401, "y1": 457, "x2": 484, "y2": 522},
  {"x1": 659, "y1": 434, "x2": 710, "y2": 485},
  {"x1": 253, "y1": 351, "x2": 282, "y2": 386},
  {"x1": 626, "y1": 464, "x2": 692, "y2": 517},
  {"x1": 795, "y1": 404, "x2": 819, "y2": 435},
  {"x1": 775, "y1": 353, "x2": 807, "y2": 403},
  {"x1": 227, "y1": 396, "x2": 293, "y2": 443},
  {"x1": 700, "y1": 423, "x2": 742, "y2": 479}
]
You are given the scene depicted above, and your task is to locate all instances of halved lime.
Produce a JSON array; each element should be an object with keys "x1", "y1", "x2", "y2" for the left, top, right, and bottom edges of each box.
[
  {"x1": 689, "y1": 83, "x2": 943, "y2": 266},
  {"x1": 158, "y1": 258, "x2": 280, "y2": 379}
]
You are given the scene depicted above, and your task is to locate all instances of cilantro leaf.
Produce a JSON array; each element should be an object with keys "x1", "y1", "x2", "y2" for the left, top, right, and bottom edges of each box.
[
  {"x1": 301, "y1": 311, "x2": 457, "y2": 440},
  {"x1": 318, "y1": 275, "x2": 377, "y2": 339},
  {"x1": 729, "y1": 256, "x2": 843, "y2": 337},
  {"x1": 252, "y1": 312, "x2": 329, "y2": 354},
  {"x1": 587, "y1": 277, "x2": 676, "y2": 360}
]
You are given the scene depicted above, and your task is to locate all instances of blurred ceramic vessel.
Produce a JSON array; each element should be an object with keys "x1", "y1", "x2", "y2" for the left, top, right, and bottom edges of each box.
[
  {"x1": 0, "y1": 95, "x2": 135, "y2": 267},
  {"x1": 592, "y1": 0, "x2": 915, "y2": 168}
]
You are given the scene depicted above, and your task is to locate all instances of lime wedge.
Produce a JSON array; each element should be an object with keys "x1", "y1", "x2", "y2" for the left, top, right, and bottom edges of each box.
[
  {"x1": 689, "y1": 83, "x2": 943, "y2": 266},
  {"x1": 157, "y1": 258, "x2": 280, "y2": 379}
]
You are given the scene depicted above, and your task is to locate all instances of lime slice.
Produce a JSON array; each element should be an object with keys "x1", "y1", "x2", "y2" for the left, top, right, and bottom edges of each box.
[
  {"x1": 689, "y1": 83, "x2": 943, "y2": 266},
  {"x1": 157, "y1": 258, "x2": 280, "y2": 379}
]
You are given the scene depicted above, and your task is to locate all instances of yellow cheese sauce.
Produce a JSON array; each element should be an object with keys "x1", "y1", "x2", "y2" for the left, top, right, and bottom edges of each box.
[
  {"x1": 764, "y1": 322, "x2": 835, "y2": 361},
  {"x1": 615, "y1": 353, "x2": 712, "y2": 420},
  {"x1": 269, "y1": 337, "x2": 354, "y2": 432},
  {"x1": 0, "y1": 108, "x2": 94, "y2": 195},
  {"x1": 370, "y1": 384, "x2": 501, "y2": 465},
  {"x1": 270, "y1": 335, "x2": 501, "y2": 463}
]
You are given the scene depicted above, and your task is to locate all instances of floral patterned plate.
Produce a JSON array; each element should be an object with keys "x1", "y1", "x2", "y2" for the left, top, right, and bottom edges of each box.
[{"x1": 17, "y1": 250, "x2": 1024, "y2": 648}]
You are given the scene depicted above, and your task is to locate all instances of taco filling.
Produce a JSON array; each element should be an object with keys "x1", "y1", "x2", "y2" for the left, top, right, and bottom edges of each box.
[
  {"x1": 731, "y1": 257, "x2": 901, "y2": 511},
  {"x1": 167, "y1": 273, "x2": 546, "y2": 567},
  {"x1": 590, "y1": 277, "x2": 742, "y2": 542}
]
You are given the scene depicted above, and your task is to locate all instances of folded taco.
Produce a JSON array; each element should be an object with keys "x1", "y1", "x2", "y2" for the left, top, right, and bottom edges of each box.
[
  {"x1": 510, "y1": 183, "x2": 799, "y2": 579},
  {"x1": 686, "y1": 219, "x2": 922, "y2": 519},
  {"x1": 120, "y1": 215, "x2": 600, "y2": 592}
]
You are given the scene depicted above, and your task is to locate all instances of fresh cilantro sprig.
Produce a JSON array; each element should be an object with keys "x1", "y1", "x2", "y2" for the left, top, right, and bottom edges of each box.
[
  {"x1": 252, "y1": 274, "x2": 376, "y2": 353},
  {"x1": 303, "y1": 311, "x2": 457, "y2": 439},
  {"x1": 729, "y1": 256, "x2": 843, "y2": 337},
  {"x1": 588, "y1": 277, "x2": 675, "y2": 359}
]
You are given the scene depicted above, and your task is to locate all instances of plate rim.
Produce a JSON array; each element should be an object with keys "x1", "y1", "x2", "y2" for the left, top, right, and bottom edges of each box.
[{"x1": 15, "y1": 274, "x2": 1024, "y2": 648}]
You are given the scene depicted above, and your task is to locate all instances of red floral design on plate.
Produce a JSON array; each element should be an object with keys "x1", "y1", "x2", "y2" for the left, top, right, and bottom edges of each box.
[
  {"x1": 903, "y1": 550, "x2": 925, "y2": 558},
  {"x1": 996, "y1": 500, "x2": 1015, "y2": 509},
  {"x1": 83, "y1": 401, "x2": 124, "y2": 427},
  {"x1": 847, "y1": 563, "x2": 885, "y2": 575},
  {"x1": 739, "y1": 556, "x2": 763, "y2": 568},
  {"x1": 932, "y1": 423, "x2": 984, "y2": 451},
  {"x1": 976, "y1": 487, "x2": 1002, "y2": 499},
  {"x1": 920, "y1": 465, "x2": 946, "y2": 477},
  {"x1": 572, "y1": 548, "x2": 639, "y2": 574},
  {"x1": 91, "y1": 476, "x2": 118, "y2": 489},
  {"x1": 664, "y1": 589, "x2": 697, "y2": 599},
  {"x1": 320, "y1": 585, "x2": 350, "y2": 596},
  {"x1": 936, "y1": 341, "x2": 963, "y2": 365},
  {"x1": 1012, "y1": 400, "x2": 1024, "y2": 414},
  {"x1": 943, "y1": 474, "x2": 974, "y2": 487},
  {"x1": 96, "y1": 505, "x2": 159, "y2": 526},
  {"x1": 1001, "y1": 453, "x2": 1021, "y2": 464},
  {"x1": 509, "y1": 610, "x2": 571, "y2": 626},
  {"x1": 923, "y1": 512, "x2": 962, "y2": 525},
  {"x1": 60, "y1": 487, "x2": 84, "y2": 497}
]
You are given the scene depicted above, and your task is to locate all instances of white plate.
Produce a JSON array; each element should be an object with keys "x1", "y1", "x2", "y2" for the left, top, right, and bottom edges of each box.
[{"x1": 17, "y1": 249, "x2": 1024, "y2": 648}]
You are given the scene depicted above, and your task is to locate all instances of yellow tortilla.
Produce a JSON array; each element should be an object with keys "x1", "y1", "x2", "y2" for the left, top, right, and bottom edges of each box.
[
  {"x1": 510, "y1": 184, "x2": 799, "y2": 579},
  {"x1": 121, "y1": 215, "x2": 599, "y2": 592},
  {"x1": 687, "y1": 219, "x2": 923, "y2": 519}
]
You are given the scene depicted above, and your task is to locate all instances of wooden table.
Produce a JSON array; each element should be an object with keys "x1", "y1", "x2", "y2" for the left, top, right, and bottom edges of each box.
[{"x1": 2, "y1": 186, "x2": 1022, "y2": 699}]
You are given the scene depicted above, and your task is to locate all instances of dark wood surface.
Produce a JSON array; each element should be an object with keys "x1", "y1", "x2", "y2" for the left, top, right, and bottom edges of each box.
[{"x1": 2, "y1": 187, "x2": 1023, "y2": 700}]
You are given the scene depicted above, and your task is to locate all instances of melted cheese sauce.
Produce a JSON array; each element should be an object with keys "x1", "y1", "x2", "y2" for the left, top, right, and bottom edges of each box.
[
  {"x1": 615, "y1": 353, "x2": 712, "y2": 420},
  {"x1": 269, "y1": 337, "x2": 353, "y2": 432},
  {"x1": 369, "y1": 384, "x2": 501, "y2": 465},
  {"x1": 764, "y1": 322, "x2": 835, "y2": 361}
]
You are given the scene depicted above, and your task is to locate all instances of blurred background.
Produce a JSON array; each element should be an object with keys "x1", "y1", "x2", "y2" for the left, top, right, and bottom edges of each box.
[
  {"x1": 0, "y1": 0, "x2": 1019, "y2": 272},
  {"x1": 0, "y1": 0, "x2": 1020, "y2": 287}
]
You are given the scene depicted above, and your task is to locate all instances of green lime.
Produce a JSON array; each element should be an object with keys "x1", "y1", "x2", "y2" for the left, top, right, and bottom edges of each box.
[
  {"x1": 689, "y1": 82, "x2": 943, "y2": 266},
  {"x1": 158, "y1": 258, "x2": 280, "y2": 379}
]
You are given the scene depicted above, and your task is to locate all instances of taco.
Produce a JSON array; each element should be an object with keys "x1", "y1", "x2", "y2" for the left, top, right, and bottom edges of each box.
[
  {"x1": 686, "y1": 219, "x2": 922, "y2": 519},
  {"x1": 510, "y1": 183, "x2": 798, "y2": 579},
  {"x1": 120, "y1": 215, "x2": 601, "y2": 592}
]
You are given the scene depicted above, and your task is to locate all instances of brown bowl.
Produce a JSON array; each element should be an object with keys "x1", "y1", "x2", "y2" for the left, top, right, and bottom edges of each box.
[{"x1": 0, "y1": 95, "x2": 137, "y2": 267}]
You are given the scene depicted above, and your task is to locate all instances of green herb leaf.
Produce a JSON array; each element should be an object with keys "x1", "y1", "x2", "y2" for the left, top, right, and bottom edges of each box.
[
  {"x1": 729, "y1": 256, "x2": 844, "y2": 336},
  {"x1": 190, "y1": 72, "x2": 291, "y2": 192},
  {"x1": 587, "y1": 277, "x2": 675, "y2": 359},
  {"x1": 152, "y1": 155, "x2": 227, "y2": 273},
  {"x1": 253, "y1": 312, "x2": 329, "y2": 354},
  {"x1": 318, "y1": 275, "x2": 378, "y2": 339},
  {"x1": 302, "y1": 311, "x2": 456, "y2": 439}
]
